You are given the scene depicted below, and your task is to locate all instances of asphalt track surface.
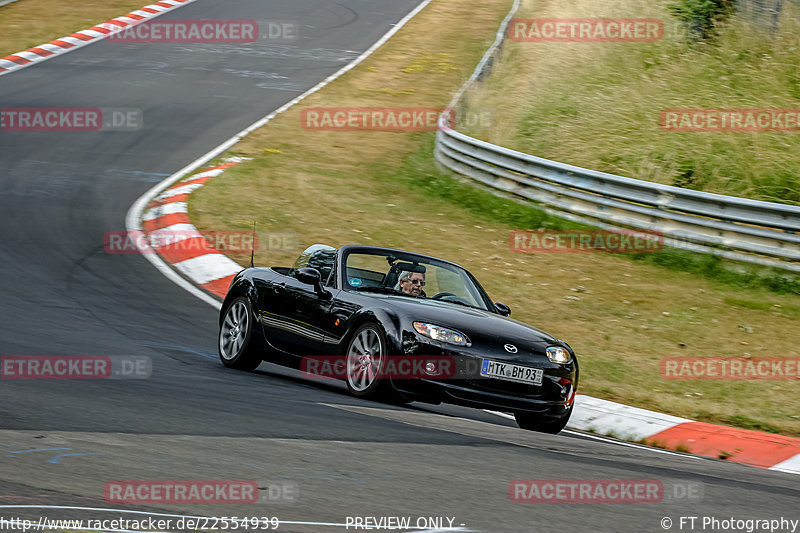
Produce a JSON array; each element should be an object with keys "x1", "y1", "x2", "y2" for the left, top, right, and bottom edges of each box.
[{"x1": 0, "y1": 1, "x2": 798, "y2": 532}]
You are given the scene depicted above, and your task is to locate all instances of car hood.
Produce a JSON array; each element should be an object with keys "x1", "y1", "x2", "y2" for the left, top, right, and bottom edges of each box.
[{"x1": 372, "y1": 294, "x2": 558, "y2": 346}]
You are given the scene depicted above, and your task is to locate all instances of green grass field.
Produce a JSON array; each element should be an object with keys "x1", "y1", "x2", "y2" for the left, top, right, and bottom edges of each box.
[{"x1": 459, "y1": 0, "x2": 800, "y2": 204}]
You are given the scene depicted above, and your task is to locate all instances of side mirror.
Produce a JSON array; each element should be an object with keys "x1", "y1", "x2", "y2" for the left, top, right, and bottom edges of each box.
[
  {"x1": 296, "y1": 267, "x2": 331, "y2": 299},
  {"x1": 495, "y1": 302, "x2": 511, "y2": 317},
  {"x1": 296, "y1": 267, "x2": 320, "y2": 286}
]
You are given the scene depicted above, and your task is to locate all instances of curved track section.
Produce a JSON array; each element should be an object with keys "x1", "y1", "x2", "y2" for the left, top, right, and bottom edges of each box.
[{"x1": 0, "y1": 1, "x2": 798, "y2": 531}]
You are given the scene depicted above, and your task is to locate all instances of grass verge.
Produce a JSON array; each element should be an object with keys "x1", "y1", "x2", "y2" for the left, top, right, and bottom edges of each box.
[
  {"x1": 189, "y1": 0, "x2": 800, "y2": 436},
  {"x1": 459, "y1": 0, "x2": 800, "y2": 204},
  {"x1": 0, "y1": 0, "x2": 150, "y2": 58}
]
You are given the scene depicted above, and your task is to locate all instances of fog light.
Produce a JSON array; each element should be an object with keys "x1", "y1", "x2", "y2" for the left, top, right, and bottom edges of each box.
[{"x1": 559, "y1": 377, "x2": 575, "y2": 404}]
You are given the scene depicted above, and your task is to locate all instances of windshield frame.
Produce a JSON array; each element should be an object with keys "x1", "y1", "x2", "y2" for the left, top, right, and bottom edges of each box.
[{"x1": 338, "y1": 246, "x2": 496, "y2": 312}]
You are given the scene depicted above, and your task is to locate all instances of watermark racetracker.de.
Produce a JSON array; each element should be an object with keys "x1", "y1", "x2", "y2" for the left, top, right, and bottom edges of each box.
[
  {"x1": 300, "y1": 355, "x2": 457, "y2": 380},
  {"x1": 104, "y1": 480, "x2": 297, "y2": 505},
  {"x1": 0, "y1": 108, "x2": 142, "y2": 132},
  {"x1": 661, "y1": 356, "x2": 800, "y2": 380},
  {"x1": 0, "y1": 356, "x2": 151, "y2": 379},
  {"x1": 105, "y1": 230, "x2": 256, "y2": 254},
  {"x1": 300, "y1": 107, "x2": 490, "y2": 132},
  {"x1": 107, "y1": 19, "x2": 298, "y2": 43},
  {"x1": 509, "y1": 18, "x2": 664, "y2": 42},
  {"x1": 510, "y1": 229, "x2": 664, "y2": 253},
  {"x1": 104, "y1": 230, "x2": 296, "y2": 254},
  {"x1": 660, "y1": 109, "x2": 800, "y2": 132},
  {"x1": 509, "y1": 479, "x2": 704, "y2": 503}
]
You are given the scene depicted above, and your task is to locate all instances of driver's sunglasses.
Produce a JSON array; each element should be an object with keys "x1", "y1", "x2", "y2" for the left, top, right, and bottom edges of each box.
[{"x1": 408, "y1": 279, "x2": 426, "y2": 286}]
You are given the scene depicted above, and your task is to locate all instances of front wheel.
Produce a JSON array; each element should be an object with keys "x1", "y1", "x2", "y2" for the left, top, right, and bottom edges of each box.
[
  {"x1": 345, "y1": 323, "x2": 397, "y2": 400},
  {"x1": 514, "y1": 406, "x2": 572, "y2": 434},
  {"x1": 219, "y1": 296, "x2": 262, "y2": 371}
]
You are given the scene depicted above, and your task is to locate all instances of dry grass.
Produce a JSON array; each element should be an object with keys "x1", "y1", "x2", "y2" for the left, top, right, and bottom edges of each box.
[
  {"x1": 188, "y1": 0, "x2": 800, "y2": 435},
  {"x1": 460, "y1": 0, "x2": 800, "y2": 204},
  {"x1": 0, "y1": 0, "x2": 148, "y2": 58}
]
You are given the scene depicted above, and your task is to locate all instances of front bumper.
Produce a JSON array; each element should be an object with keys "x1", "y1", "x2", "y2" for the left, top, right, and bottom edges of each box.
[
  {"x1": 390, "y1": 333, "x2": 577, "y2": 415},
  {"x1": 393, "y1": 377, "x2": 574, "y2": 415}
]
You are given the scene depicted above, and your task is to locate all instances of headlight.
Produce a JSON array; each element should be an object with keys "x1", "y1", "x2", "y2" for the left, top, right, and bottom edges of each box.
[
  {"x1": 546, "y1": 346, "x2": 572, "y2": 364},
  {"x1": 413, "y1": 322, "x2": 470, "y2": 347}
]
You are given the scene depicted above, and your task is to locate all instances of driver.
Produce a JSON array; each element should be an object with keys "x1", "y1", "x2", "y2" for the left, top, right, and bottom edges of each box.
[{"x1": 395, "y1": 271, "x2": 426, "y2": 296}]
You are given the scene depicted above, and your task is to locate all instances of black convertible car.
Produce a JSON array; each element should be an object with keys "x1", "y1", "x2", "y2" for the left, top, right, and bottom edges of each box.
[{"x1": 218, "y1": 244, "x2": 579, "y2": 433}]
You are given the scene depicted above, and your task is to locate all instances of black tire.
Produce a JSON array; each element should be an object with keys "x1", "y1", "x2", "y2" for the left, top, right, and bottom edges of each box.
[
  {"x1": 344, "y1": 323, "x2": 398, "y2": 400},
  {"x1": 515, "y1": 406, "x2": 573, "y2": 434},
  {"x1": 218, "y1": 296, "x2": 262, "y2": 371}
]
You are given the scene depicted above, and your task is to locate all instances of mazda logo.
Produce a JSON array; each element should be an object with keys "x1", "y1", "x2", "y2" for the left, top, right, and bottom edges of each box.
[{"x1": 504, "y1": 344, "x2": 518, "y2": 353}]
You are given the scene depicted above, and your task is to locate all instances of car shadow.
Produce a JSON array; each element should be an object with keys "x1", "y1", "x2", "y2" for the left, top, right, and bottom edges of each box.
[{"x1": 249, "y1": 361, "x2": 468, "y2": 416}]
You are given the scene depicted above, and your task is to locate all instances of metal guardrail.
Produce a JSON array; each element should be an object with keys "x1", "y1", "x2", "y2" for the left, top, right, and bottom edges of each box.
[
  {"x1": 435, "y1": 0, "x2": 800, "y2": 272},
  {"x1": 434, "y1": 128, "x2": 800, "y2": 270}
]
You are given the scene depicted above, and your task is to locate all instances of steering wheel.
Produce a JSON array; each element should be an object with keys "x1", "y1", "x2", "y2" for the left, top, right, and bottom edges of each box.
[{"x1": 432, "y1": 292, "x2": 457, "y2": 300}]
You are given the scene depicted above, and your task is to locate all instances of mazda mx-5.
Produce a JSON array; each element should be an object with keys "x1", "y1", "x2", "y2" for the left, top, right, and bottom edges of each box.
[{"x1": 218, "y1": 244, "x2": 579, "y2": 433}]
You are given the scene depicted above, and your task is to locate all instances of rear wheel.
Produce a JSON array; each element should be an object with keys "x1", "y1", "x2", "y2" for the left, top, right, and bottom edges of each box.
[
  {"x1": 514, "y1": 406, "x2": 572, "y2": 434},
  {"x1": 345, "y1": 323, "x2": 397, "y2": 400},
  {"x1": 219, "y1": 296, "x2": 262, "y2": 371}
]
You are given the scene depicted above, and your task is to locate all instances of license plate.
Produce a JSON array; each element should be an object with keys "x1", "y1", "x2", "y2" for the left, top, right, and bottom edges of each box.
[{"x1": 480, "y1": 359, "x2": 543, "y2": 385}]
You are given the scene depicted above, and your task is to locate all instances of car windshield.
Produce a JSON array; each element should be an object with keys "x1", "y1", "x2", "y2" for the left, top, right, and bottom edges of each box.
[{"x1": 342, "y1": 249, "x2": 493, "y2": 311}]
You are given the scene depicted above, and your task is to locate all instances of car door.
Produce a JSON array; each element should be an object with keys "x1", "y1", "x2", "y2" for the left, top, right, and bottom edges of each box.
[
  {"x1": 260, "y1": 275, "x2": 332, "y2": 356},
  {"x1": 317, "y1": 289, "x2": 363, "y2": 355}
]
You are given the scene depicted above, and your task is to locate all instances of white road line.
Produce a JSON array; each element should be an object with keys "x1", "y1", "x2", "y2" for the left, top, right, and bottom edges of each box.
[
  {"x1": 125, "y1": 0, "x2": 436, "y2": 310},
  {"x1": 560, "y1": 429, "x2": 703, "y2": 459},
  {"x1": 0, "y1": 520, "x2": 167, "y2": 533},
  {"x1": 482, "y1": 409, "x2": 514, "y2": 420},
  {"x1": 0, "y1": 507, "x2": 473, "y2": 531},
  {"x1": 482, "y1": 409, "x2": 701, "y2": 459}
]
